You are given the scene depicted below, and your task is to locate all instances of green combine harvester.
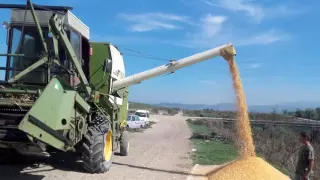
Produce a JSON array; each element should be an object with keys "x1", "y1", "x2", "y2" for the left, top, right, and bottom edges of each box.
[{"x1": 0, "y1": 0, "x2": 236, "y2": 174}]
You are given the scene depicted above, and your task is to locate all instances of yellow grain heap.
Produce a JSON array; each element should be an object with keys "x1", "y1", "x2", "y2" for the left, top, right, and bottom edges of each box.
[
  {"x1": 207, "y1": 157, "x2": 290, "y2": 180},
  {"x1": 207, "y1": 50, "x2": 290, "y2": 179}
]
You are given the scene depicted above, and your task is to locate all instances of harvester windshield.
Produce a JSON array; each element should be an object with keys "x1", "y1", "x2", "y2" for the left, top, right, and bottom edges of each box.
[
  {"x1": 6, "y1": 25, "x2": 70, "y2": 84},
  {"x1": 8, "y1": 26, "x2": 48, "y2": 84},
  {"x1": 0, "y1": 4, "x2": 89, "y2": 86}
]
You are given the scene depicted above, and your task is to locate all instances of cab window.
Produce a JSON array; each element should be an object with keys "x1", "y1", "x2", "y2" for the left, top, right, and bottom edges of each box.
[{"x1": 70, "y1": 29, "x2": 81, "y2": 62}]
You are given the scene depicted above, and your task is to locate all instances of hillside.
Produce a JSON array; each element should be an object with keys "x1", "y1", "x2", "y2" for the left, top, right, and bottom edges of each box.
[
  {"x1": 128, "y1": 102, "x2": 159, "y2": 110},
  {"x1": 129, "y1": 101, "x2": 320, "y2": 121},
  {"x1": 152, "y1": 101, "x2": 320, "y2": 113},
  {"x1": 128, "y1": 101, "x2": 180, "y2": 115}
]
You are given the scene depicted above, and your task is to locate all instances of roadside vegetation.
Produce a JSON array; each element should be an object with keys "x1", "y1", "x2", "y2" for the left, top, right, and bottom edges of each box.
[
  {"x1": 184, "y1": 107, "x2": 320, "y2": 122},
  {"x1": 129, "y1": 102, "x2": 320, "y2": 121},
  {"x1": 186, "y1": 117, "x2": 320, "y2": 179},
  {"x1": 286, "y1": 107, "x2": 320, "y2": 120},
  {"x1": 183, "y1": 108, "x2": 298, "y2": 121},
  {"x1": 129, "y1": 101, "x2": 180, "y2": 115}
]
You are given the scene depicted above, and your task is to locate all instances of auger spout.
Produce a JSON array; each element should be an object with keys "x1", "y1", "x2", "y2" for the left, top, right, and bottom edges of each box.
[{"x1": 112, "y1": 43, "x2": 236, "y2": 92}]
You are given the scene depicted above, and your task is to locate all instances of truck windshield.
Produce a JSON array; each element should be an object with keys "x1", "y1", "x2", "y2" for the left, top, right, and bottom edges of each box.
[{"x1": 135, "y1": 112, "x2": 147, "y2": 117}]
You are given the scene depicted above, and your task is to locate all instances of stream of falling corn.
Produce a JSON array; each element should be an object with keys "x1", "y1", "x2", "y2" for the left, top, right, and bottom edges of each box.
[
  {"x1": 227, "y1": 59, "x2": 256, "y2": 157},
  {"x1": 207, "y1": 56, "x2": 290, "y2": 180}
]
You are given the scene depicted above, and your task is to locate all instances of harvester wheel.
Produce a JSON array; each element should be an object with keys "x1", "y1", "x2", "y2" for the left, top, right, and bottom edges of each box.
[
  {"x1": 0, "y1": 148, "x2": 19, "y2": 164},
  {"x1": 81, "y1": 116, "x2": 113, "y2": 173},
  {"x1": 120, "y1": 131, "x2": 129, "y2": 156},
  {"x1": 0, "y1": 148, "x2": 8, "y2": 164}
]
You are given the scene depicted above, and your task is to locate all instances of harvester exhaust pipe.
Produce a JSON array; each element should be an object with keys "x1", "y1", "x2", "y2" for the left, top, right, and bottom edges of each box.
[{"x1": 112, "y1": 43, "x2": 236, "y2": 92}]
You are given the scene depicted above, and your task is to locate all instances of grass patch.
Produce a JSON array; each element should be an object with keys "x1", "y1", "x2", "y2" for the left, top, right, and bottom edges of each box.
[
  {"x1": 187, "y1": 120, "x2": 211, "y2": 134},
  {"x1": 187, "y1": 120, "x2": 238, "y2": 165},
  {"x1": 191, "y1": 139, "x2": 238, "y2": 165}
]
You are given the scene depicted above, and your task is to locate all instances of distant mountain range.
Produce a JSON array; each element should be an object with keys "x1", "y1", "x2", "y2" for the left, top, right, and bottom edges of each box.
[{"x1": 151, "y1": 101, "x2": 320, "y2": 113}]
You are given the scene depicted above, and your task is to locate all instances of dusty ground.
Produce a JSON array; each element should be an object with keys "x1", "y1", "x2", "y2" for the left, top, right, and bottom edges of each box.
[{"x1": 0, "y1": 115, "x2": 201, "y2": 180}]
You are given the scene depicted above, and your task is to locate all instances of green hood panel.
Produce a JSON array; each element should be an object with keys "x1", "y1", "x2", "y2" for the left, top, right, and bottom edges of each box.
[{"x1": 18, "y1": 77, "x2": 90, "y2": 151}]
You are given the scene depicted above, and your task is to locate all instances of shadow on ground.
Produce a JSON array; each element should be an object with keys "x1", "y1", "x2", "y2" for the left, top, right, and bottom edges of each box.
[
  {"x1": 112, "y1": 162, "x2": 205, "y2": 177},
  {"x1": 0, "y1": 151, "x2": 85, "y2": 180}
]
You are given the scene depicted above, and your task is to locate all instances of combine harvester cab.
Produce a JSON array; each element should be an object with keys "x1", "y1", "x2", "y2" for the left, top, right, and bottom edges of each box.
[{"x1": 0, "y1": 0, "x2": 236, "y2": 174}]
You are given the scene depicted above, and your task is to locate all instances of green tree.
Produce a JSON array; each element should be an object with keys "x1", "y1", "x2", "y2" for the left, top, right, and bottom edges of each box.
[
  {"x1": 167, "y1": 108, "x2": 174, "y2": 115},
  {"x1": 271, "y1": 108, "x2": 277, "y2": 121},
  {"x1": 295, "y1": 109, "x2": 303, "y2": 118},
  {"x1": 151, "y1": 108, "x2": 159, "y2": 114},
  {"x1": 315, "y1": 107, "x2": 320, "y2": 120},
  {"x1": 304, "y1": 108, "x2": 316, "y2": 119},
  {"x1": 282, "y1": 109, "x2": 288, "y2": 115}
]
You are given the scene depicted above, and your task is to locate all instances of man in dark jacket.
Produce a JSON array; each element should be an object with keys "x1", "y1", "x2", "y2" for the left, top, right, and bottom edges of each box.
[{"x1": 295, "y1": 132, "x2": 315, "y2": 180}]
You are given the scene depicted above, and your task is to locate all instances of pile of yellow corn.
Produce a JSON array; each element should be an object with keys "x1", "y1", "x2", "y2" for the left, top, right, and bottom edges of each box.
[{"x1": 207, "y1": 157, "x2": 290, "y2": 180}]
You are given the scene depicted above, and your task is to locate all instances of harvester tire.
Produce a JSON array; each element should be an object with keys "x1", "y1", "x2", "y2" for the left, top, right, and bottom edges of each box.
[
  {"x1": 0, "y1": 148, "x2": 9, "y2": 164},
  {"x1": 81, "y1": 116, "x2": 113, "y2": 173},
  {"x1": 120, "y1": 131, "x2": 129, "y2": 156},
  {"x1": 0, "y1": 148, "x2": 19, "y2": 164}
]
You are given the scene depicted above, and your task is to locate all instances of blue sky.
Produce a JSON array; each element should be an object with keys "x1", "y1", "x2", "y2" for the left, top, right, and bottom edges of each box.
[{"x1": 0, "y1": 0, "x2": 319, "y2": 105}]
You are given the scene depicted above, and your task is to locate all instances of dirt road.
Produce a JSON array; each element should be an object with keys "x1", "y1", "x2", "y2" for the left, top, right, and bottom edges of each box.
[{"x1": 0, "y1": 115, "x2": 197, "y2": 180}]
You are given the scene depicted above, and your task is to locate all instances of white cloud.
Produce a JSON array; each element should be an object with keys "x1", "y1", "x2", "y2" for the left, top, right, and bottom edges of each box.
[
  {"x1": 200, "y1": 80, "x2": 217, "y2": 85},
  {"x1": 98, "y1": 23, "x2": 289, "y2": 49},
  {"x1": 105, "y1": 10, "x2": 290, "y2": 49},
  {"x1": 204, "y1": 0, "x2": 305, "y2": 23},
  {"x1": 174, "y1": 14, "x2": 230, "y2": 48},
  {"x1": 204, "y1": 0, "x2": 263, "y2": 22},
  {"x1": 118, "y1": 12, "x2": 193, "y2": 32},
  {"x1": 200, "y1": 14, "x2": 227, "y2": 37},
  {"x1": 247, "y1": 63, "x2": 261, "y2": 69},
  {"x1": 175, "y1": 14, "x2": 289, "y2": 49},
  {"x1": 236, "y1": 29, "x2": 291, "y2": 46}
]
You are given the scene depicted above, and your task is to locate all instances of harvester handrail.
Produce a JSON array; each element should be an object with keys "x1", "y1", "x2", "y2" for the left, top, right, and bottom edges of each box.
[{"x1": 0, "y1": 3, "x2": 73, "y2": 12}]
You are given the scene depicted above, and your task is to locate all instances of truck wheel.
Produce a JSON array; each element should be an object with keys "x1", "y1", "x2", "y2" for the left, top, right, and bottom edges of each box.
[
  {"x1": 120, "y1": 131, "x2": 129, "y2": 156},
  {"x1": 82, "y1": 116, "x2": 113, "y2": 173}
]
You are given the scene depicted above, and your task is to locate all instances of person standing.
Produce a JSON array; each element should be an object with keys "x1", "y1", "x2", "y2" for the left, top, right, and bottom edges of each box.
[{"x1": 295, "y1": 132, "x2": 315, "y2": 180}]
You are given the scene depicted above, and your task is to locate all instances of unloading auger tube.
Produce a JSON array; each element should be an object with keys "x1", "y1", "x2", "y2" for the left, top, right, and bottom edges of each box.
[{"x1": 112, "y1": 43, "x2": 236, "y2": 92}]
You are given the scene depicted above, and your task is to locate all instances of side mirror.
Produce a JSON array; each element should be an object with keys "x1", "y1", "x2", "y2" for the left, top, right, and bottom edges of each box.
[
  {"x1": 103, "y1": 59, "x2": 112, "y2": 73},
  {"x1": 2, "y1": 21, "x2": 9, "y2": 29},
  {"x1": 2, "y1": 21, "x2": 10, "y2": 45}
]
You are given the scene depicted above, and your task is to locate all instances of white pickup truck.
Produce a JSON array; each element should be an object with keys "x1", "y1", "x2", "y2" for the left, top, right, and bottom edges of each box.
[{"x1": 134, "y1": 110, "x2": 150, "y2": 125}]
